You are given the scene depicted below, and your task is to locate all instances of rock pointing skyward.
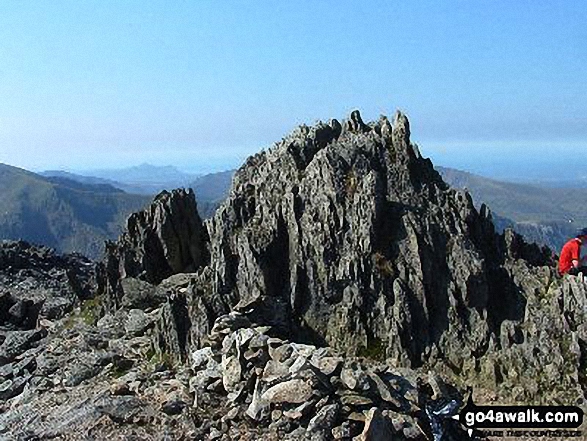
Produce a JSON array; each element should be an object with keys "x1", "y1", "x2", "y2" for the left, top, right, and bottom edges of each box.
[
  {"x1": 207, "y1": 109, "x2": 509, "y2": 366},
  {"x1": 0, "y1": 110, "x2": 584, "y2": 439}
]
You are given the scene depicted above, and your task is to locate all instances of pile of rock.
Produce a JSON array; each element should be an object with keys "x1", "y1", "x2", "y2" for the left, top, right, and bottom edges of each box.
[
  {"x1": 0, "y1": 290, "x2": 466, "y2": 440},
  {"x1": 187, "y1": 312, "x2": 468, "y2": 440},
  {"x1": 0, "y1": 240, "x2": 95, "y2": 330},
  {"x1": 1, "y1": 108, "x2": 586, "y2": 439}
]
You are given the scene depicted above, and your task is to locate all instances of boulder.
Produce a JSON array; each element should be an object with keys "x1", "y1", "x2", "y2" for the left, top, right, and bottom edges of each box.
[
  {"x1": 0, "y1": 329, "x2": 47, "y2": 365},
  {"x1": 355, "y1": 408, "x2": 395, "y2": 441},
  {"x1": 261, "y1": 379, "x2": 314, "y2": 404},
  {"x1": 98, "y1": 189, "x2": 210, "y2": 308}
]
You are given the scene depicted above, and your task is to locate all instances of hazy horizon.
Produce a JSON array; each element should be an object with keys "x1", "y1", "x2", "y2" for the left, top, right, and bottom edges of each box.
[
  {"x1": 1, "y1": 1, "x2": 586, "y2": 179},
  {"x1": 15, "y1": 140, "x2": 584, "y2": 186}
]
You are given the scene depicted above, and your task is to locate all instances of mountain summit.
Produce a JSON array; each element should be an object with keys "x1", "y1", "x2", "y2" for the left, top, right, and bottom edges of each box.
[
  {"x1": 102, "y1": 110, "x2": 583, "y2": 401},
  {"x1": 206, "y1": 109, "x2": 475, "y2": 361},
  {"x1": 1, "y1": 110, "x2": 584, "y2": 439}
]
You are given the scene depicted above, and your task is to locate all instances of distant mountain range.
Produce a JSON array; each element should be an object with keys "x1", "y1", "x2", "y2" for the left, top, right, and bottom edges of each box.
[
  {"x1": 43, "y1": 165, "x2": 234, "y2": 219},
  {"x1": 0, "y1": 164, "x2": 234, "y2": 259},
  {"x1": 42, "y1": 163, "x2": 200, "y2": 195},
  {"x1": 524, "y1": 177, "x2": 587, "y2": 189},
  {"x1": 3, "y1": 159, "x2": 583, "y2": 259},
  {"x1": 83, "y1": 163, "x2": 198, "y2": 183},
  {"x1": 437, "y1": 166, "x2": 587, "y2": 251},
  {"x1": 0, "y1": 164, "x2": 150, "y2": 259},
  {"x1": 188, "y1": 170, "x2": 234, "y2": 217}
]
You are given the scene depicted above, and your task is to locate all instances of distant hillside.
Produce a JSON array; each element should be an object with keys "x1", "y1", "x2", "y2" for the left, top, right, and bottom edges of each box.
[
  {"x1": 44, "y1": 167, "x2": 236, "y2": 220},
  {"x1": 523, "y1": 177, "x2": 587, "y2": 189},
  {"x1": 42, "y1": 169, "x2": 160, "y2": 195},
  {"x1": 45, "y1": 164, "x2": 205, "y2": 195},
  {"x1": 43, "y1": 176, "x2": 125, "y2": 196},
  {"x1": 189, "y1": 170, "x2": 235, "y2": 218},
  {"x1": 437, "y1": 166, "x2": 587, "y2": 251},
  {"x1": 83, "y1": 163, "x2": 198, "y2": 182},
  {"x1": 40, "y1": 170, "x2": 121, "y2": 188},
  {"x1": 0, "y1": 164, "x2": 150, "y2": 259},
  {"x1": 72, "y1": 163, "x2": 199, "y2": 195}
]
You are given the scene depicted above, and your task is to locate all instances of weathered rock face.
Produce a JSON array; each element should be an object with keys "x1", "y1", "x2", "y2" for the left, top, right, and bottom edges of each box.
[
  {"x1": 99, "y1": 188, "x2": 210, "y2": 308},
  {"x1": 0, "y1": 109, "x2": 586, "y2": 440},
  {"x1": 150, "y1": 270, "x2": 233, "y2": 363},
  {"x1": 0, "y1": 240, "x2": 96, "y2": 329},
  {"x1": 97, "y1": 189, "x2": 234, "y2": 364},
  {"x1": 93, "y1": 109, "x2": 583, "y2": 408},
  {"x1": 205, "y1": 110, "x2": 557, "y2": 371},
  {"x1": 472, "y1": 263, "x2": 587, "y2": 405}
]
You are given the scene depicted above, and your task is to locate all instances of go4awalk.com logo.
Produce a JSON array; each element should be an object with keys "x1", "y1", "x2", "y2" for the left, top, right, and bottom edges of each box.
[{"x1": 454, "y1": 396, "x2": 584, "y2": 438}]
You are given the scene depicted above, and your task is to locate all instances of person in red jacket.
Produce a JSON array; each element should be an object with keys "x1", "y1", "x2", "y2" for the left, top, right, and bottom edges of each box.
[{"x1": 559, "y1": 228, "x2": 587, "y2": 275}]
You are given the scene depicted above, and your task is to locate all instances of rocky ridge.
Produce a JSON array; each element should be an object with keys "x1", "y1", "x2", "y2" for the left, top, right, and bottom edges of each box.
[
  {"x1": 0, "y1": 240, "x2": 95, "y2": 331},
  {"x1": 199, "y1": 109, "x2": 583, "y2": 406},
  {"x1": 0, "y1": 110, "x2": 585, "y2": 439},
  {"x1": 0, "y1": 285, "x2": 470, "y2": 440},
  {"x1": 100, "y1": 188, "x2": 210, "y2": 306}
]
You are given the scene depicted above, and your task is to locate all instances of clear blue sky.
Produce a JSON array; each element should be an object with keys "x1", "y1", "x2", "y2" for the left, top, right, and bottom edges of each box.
[{"x1": 0, "y1": 1, "x2": 585, "y2": 177}]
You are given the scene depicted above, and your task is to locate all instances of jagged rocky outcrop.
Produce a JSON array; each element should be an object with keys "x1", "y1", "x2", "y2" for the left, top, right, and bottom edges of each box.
[
  {"x1": 205, "y1": 109, "x2": 558, "y2": 370},
  {"x1": 98, "y1": 188, "x2": 210, "y2": 308},
  {"x1": 0, "y1": 240, "x2": 95, "y2": 330},
  {"x1": 1, "y1": 109, "x2": 585, "y2": 440},
  {"x1": 103, "y1": 109, "x2": 583, "y2": 405},
  {"x1": 97, "y1": 189, "x2": 231, "y2": 362}
]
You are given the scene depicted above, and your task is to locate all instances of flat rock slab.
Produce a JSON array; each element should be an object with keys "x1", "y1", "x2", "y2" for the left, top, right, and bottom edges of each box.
[
  {"x1": 355, "y1": 408, "x2": 395, "y2": 441},
  {"x1": 261, "y1": 379, "x2": 313, "y2": 404}
]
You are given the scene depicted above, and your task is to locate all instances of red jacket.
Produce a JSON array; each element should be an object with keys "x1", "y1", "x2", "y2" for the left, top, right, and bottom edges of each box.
[{"x1": 559, "y1": 238, "x2": 582, "y2": 274}]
